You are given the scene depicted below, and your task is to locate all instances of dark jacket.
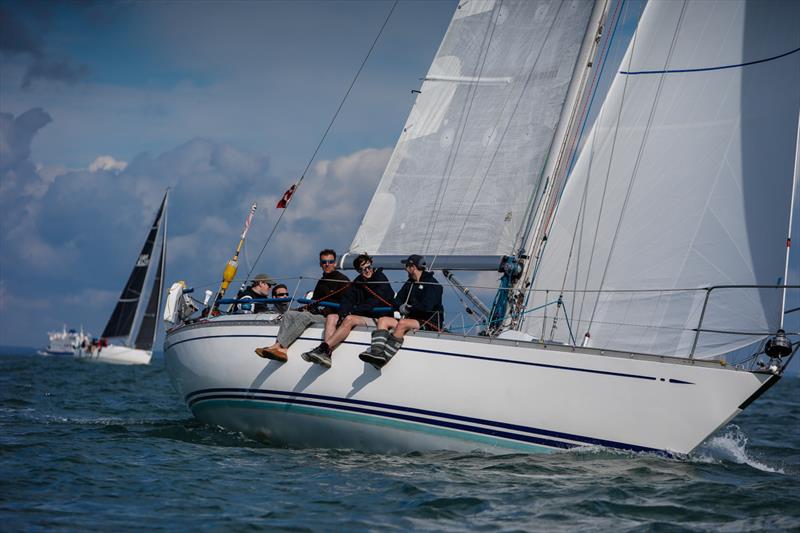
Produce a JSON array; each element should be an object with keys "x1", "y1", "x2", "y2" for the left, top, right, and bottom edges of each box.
[
  {"x1": 339, "y1": 269, "x2": 394, "y2": 319},
  {"x1": 309, "y1": 270, "x2": 350, "y2": 316},
  {"x1": 394, "y1": 270, "x2": 444, "y2": 330},
  {"x1": 235, "y1": 286, "x2": 271, "y2": 313}
]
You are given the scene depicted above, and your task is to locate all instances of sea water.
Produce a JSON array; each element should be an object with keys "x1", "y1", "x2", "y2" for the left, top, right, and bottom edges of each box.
[{"x1": 1, "y1": 351, "x2": 798, "y2": 531}]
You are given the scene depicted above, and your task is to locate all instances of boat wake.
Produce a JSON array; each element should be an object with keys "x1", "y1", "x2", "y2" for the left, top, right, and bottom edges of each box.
[{"x1": 692, "y1": 425, "x2": 784, "y2": 474}]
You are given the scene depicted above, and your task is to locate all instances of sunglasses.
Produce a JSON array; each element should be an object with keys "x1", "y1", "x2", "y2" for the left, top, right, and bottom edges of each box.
[
  {"x1": 274, "y1": 292, "x2": 289, "y2": 298},
  {"x1": 358, "y1": 264, "x2": 373, "y2": 273},
  {"x1": 320, "y1": 259, "x2": 336, "y2": 265}
]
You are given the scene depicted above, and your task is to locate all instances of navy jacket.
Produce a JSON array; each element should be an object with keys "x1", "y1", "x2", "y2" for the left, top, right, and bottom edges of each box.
[
  {"x1": 309, "y1": 270, "x2": 350, "y2": 316},
  {"x1": 394, "y1": 271, "x2": 444, "y2": 330},
  {"x1": 235, "y1": 286, "x2": 271, "y2": 313},
  {"x1": 339, "y1": 269, "x2": 394, "y2": 318}
]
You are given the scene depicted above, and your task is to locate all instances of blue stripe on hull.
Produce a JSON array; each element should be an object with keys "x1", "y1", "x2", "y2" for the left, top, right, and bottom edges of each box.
[
  {"x1": 188, "y1": 389, "x2": 665, "y2": 455},
  {"x1": 193, "y1": 399, "x2": 557, "y2": 453}
]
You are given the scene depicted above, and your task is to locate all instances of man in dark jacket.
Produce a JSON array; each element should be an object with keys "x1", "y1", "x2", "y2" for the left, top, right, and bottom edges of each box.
[
  {"x1": 301, "y1": 253, "x2": 394, "y2": 367},
  {"x1": 359, "y1": 254, "x2": 443, "y2": 370},
  {"x1": 235, "y1": 273, "x2": 275, "y2": 313},
  {"x1": 255, "y1": 249, "x2": 349, "y2": 363}
]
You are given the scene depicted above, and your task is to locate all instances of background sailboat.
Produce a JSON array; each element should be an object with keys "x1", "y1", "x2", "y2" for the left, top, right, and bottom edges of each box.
[
  {"x1": 163, "y1": 0, "x2": 798, "y2": 455},
  {"x1": 80, "y1": 191, "x2": 168, "y2": 365}
]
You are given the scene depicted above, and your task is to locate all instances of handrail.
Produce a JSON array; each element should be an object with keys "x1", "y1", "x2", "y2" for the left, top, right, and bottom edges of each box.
[{"x1": 690, "y1": 284, "x2": 800, "y2": 359}]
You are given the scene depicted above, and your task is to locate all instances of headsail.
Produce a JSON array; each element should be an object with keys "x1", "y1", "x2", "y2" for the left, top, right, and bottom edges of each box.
[
  {"x1": 524, "y1": 0, "x2": 800, "y2": 357},
  {"x1": 133, "y1": 204, "x2": 167, "y2": 350},
  {"x1": 101, "y1": 192, "x2": 168, "y2": 340},
  {"x1": 349, "y1": 0, "x2": 600, "y2": 267}
]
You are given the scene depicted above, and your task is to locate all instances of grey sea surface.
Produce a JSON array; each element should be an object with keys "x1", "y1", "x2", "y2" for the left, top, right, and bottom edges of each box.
[{"x1": 1, "y1": 350, "x2": 798, "y2": 531}]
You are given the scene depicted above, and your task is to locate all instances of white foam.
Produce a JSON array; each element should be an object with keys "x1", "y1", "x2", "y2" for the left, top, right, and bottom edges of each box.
[{"x1": 693, "y1": 425, "x2": 784, "y2": 474}]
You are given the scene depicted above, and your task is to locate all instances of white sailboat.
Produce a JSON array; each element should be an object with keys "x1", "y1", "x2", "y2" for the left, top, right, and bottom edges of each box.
[
  {"x1": 80, "y1": 191, "x2": 168, "y2": 365},
  {"x1": 164, "y1": 0, "x2": 799, "y2": 455}
]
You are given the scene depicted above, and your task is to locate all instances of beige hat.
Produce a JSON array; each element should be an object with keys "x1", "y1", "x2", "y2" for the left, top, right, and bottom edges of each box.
[{"x1": 252, "y1": 273, "x2": 275, "y2": 285}]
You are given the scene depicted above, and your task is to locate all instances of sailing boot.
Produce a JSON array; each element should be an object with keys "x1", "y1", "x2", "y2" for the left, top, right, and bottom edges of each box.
[
  {"x1": 359, "y1": 329, "x2": 390, "y2": 369},
  {"x1": 380, "y1": 334, "x2": 404, "y2": 368}
]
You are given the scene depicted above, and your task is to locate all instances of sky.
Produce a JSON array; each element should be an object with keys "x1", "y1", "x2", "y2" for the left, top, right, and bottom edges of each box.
[
  {"x1": 0, "y1": 0, "x2": 460, "y2": 347},
  {"x1": 0, "y1": 0, "x2": 798, "y2": 375}
]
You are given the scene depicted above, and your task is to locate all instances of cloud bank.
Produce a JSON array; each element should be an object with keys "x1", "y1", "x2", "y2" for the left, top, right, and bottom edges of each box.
[{"x1": 0, "y1": 107, "x2": 391, "y2": 346}]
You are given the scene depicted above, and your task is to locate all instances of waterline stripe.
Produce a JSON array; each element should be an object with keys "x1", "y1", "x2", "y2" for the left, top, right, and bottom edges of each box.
[
  {"x1": 193, "y1": 398, "x2": 561, "y2": 453},
  {"x1": 620, "y1": 46, "x2": 800, "y2": 75},
  {"x1": 186, "y1": 387, "x2": 662, "y2": 453}
]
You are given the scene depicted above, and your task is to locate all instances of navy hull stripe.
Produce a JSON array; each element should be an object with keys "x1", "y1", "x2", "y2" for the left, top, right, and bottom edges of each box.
[{"x1": 186, "y1": 387, "x2": 662, "y2": 454}]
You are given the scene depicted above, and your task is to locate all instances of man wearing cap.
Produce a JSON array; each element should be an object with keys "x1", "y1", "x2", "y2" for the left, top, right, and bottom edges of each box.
[
  {"x1": 255, "y1": 249, "x2": 349, "y2": 363},
  {"x1": 359, "y1": 254, "x2": 443, "y2": 370},
  {"x1": 236, "y1": 273, "x2": 275, "y2": 313}
]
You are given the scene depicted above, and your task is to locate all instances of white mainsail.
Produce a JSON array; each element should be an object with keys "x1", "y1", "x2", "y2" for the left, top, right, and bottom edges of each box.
[
  {"x1": 350, "y1": 0, "x2": 599, "y2": 262},
  {"x1": 523, "y1": 0, "x2": 800, "y2": 358}
]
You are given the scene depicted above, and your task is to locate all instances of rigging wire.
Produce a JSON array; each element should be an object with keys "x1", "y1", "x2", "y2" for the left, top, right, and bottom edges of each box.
[
  {"x1": 585, "y1": 0, "x2": 688, "y2": 334},
  {"x1": 245, "y1": 0, "x2": 399, "y2": 282},
  {"x1": 519, "y1": 0, "x2": 624, "y2": 331},
  {"x1": 444, "y1": 0, "x2": 569, "y2": 258},
  {"x1": 422, "y1": 0, "x2": 502, "y2": 261}
]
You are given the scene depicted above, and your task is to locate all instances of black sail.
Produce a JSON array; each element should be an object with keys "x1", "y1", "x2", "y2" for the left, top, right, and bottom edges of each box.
[
  {"x1": 101, "y1": 195, "x2": 166, "y2": 340},
  {"x1": 134, "y1": 241, "x2": 164, "y2": 350}
]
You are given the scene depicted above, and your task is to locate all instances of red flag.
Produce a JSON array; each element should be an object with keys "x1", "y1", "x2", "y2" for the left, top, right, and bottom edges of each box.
[{"x1": 276, "y1": 184, "x2": 297, "y2": 209}]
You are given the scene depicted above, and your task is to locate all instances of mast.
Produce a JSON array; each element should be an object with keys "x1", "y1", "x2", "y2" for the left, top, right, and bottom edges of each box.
[{"x1": 494, "y1": 0, "x2": 611, "y2": 332}]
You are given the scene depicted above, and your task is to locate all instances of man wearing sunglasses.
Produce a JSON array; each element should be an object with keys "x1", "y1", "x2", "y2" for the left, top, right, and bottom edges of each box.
[
  {"x1": 271, "y1": 284, "x2": 290, "y2": 314},
  {"x1": 255, "y1": 249, "x2": 349, "y2": 362},
  {"x1": 301, "y1": 253, "x2": 394, "y2": 368}
]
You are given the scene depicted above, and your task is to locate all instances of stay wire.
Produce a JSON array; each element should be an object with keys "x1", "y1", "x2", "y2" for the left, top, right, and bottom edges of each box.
[
  {"x1": 423, "y1": 0, "x2": 501, "y2": 260},
  {"x1": 246, "y1": 0, "x2": 399, "y2": 282},
  {"x1": 586, "y1": 0, "x2": 688, "y2": 333}
]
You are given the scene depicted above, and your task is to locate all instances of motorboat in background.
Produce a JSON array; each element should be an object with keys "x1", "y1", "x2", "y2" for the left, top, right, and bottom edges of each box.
[
  {"x1": 38, "y1": 325, "x2": 91, "y2": 357},
  {"x1": 79, "y1": 191, "x2": 168, "y2": 365}
]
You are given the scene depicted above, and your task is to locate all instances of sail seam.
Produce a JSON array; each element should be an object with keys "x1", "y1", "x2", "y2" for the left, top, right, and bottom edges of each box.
[{"x1": 620, "y1": 46, "x2": 800, "y2": 75}]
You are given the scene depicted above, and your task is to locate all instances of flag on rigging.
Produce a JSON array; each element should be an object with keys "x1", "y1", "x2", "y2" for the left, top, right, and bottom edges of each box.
[{"x1": 276, "y1": 183, "x2": 297, "y2": 209}]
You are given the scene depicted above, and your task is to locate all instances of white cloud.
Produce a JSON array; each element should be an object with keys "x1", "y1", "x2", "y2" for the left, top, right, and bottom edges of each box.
[
  {"x1": 0, "y1": 115, "x2": 398, "y2": 345},
  {"x1": 89, "y1": 155, "x2": 127, "y2": 173}
]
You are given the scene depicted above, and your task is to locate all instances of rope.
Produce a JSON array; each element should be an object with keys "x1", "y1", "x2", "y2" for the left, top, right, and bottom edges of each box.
[{"x1": 246, "y1": 0, "x2": 399, "y2": 281}]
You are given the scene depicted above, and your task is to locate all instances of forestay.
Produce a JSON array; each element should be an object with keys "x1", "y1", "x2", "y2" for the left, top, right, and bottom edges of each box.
[
  {"x1": 350, "y1": 0, "x2": 597, "y2": 262},
  {"x1": 524, "y1": 0, "x2": 800, "y2": 358}
]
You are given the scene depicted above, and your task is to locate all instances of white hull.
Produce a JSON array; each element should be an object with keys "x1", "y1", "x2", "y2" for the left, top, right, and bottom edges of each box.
[
  {"x1": 37, "y1": 349, "x2": 76, "y2": 356},
  {"x1": 164, "y1": 317, "x2": 778, "y2": 455},
  {"x1": 78, "y1": 344, "x2": 152, "y2": 365}
]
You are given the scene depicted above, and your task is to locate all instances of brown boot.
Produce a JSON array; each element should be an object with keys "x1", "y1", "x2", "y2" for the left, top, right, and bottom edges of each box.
[{"x1": 255, "y1": 344, "x2": 287, "y2": 362}]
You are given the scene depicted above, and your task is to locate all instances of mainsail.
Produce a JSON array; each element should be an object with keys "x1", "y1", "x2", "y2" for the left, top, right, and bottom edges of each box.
[
  {"x1": 523, "y1": 0, "x2": 800, "y2": 357},
  {"x1": 350, "y1": 0, "x2": 601, "y2": 268},
  {"x1": 101, "y1": 193, "x2": 168, "y2": 341}
]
